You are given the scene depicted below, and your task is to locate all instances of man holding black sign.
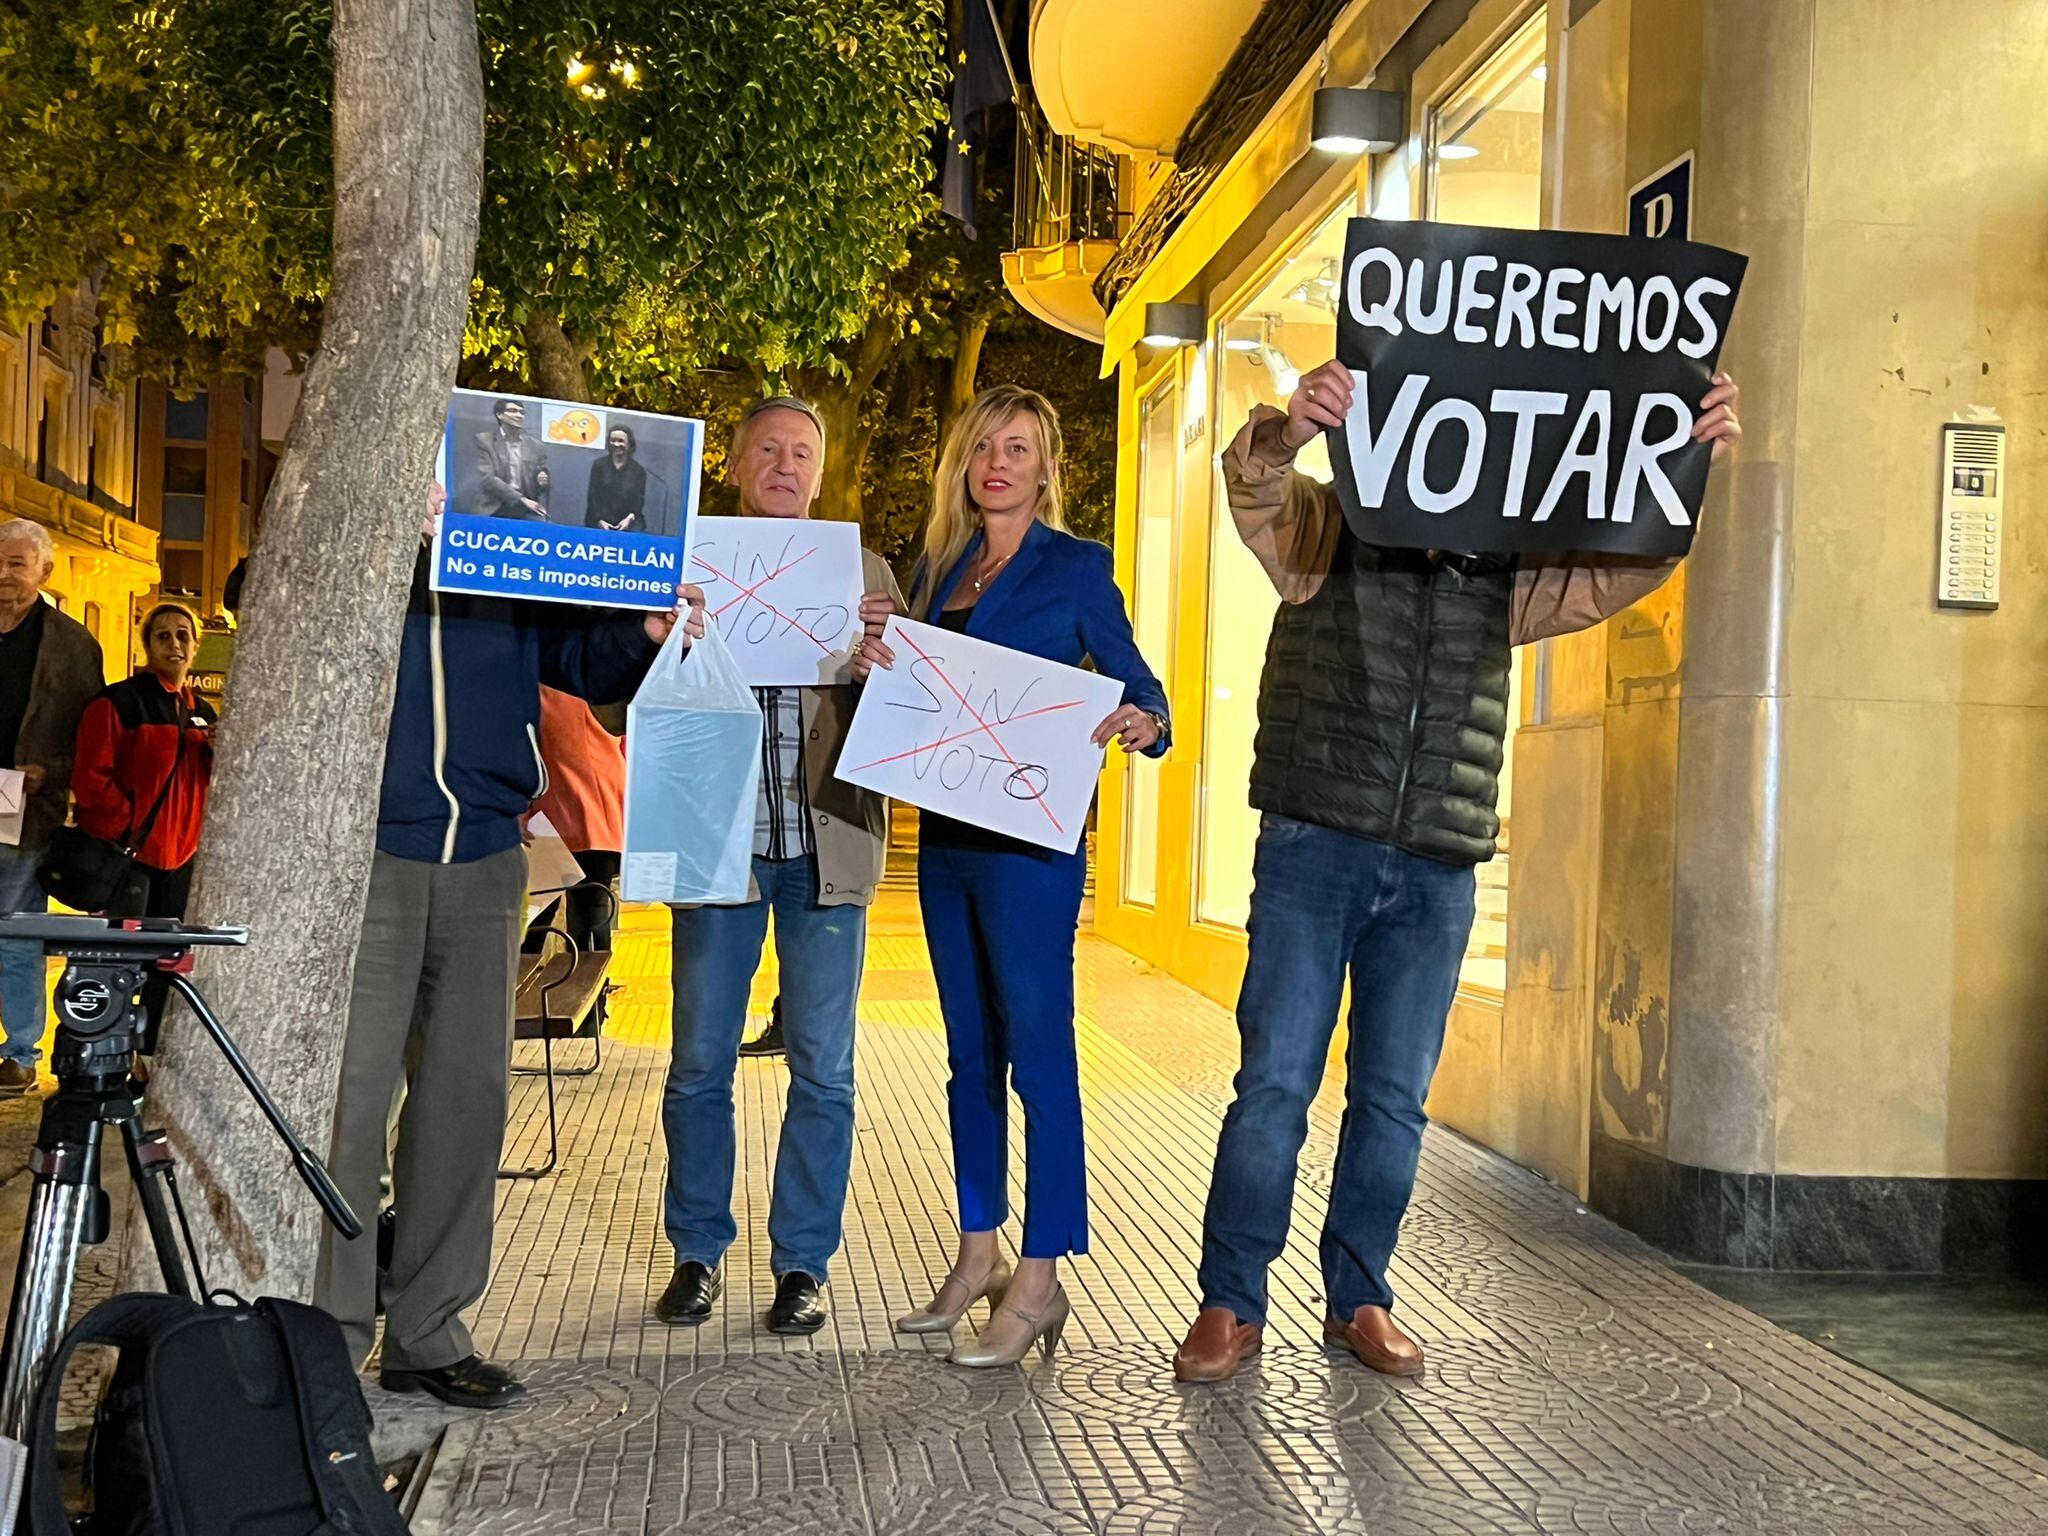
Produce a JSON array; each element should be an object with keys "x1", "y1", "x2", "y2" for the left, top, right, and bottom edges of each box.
[{"x1": 1174, "y1": 218, "x2": 1741, "y2": 1385}]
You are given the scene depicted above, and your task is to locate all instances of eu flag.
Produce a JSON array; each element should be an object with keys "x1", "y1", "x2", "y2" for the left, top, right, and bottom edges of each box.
[{"x1": 942, "y1": 0, "x2": 1014, "y2": 236}]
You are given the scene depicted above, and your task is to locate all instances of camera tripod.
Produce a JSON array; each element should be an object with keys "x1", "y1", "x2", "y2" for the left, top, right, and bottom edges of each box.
[{"x1": 0, "y1": 916, "x2": 360, "y2": 1445}]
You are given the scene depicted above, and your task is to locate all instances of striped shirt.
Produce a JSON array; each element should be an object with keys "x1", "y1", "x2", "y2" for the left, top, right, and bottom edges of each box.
[{"x1": 753, "y1": 687, "x2": 813, "y2": 860}]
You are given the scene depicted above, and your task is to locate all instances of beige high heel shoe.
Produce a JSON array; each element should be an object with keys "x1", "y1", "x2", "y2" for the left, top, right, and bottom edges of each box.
[
  {"x1": 894, "y1": 1256, "x2": 1013, "y2": 1334},
  {"x1": 947, "y1": 1284, "x2": 1069, "y2": 1368}
]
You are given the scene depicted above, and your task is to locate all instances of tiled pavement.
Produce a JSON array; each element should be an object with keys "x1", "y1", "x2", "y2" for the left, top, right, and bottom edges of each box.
[{"x1": 391, "y1": 894, "x2": 2048, "y2": 1534}]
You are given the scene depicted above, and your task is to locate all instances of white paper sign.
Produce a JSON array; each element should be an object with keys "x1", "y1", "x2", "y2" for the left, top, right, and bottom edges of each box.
[
  {"x1": 523, "y1": 812, "x2": 586, "y2": 923},
  {"x1": 685, "y1": 517, "x2": 864, "y2": 686},
  {"x1": 0, "y1": 770, "x2": 24, "y2": 848},
  {"x1": 834, "y1": 617, "x2": 1123, "y2": 854}
]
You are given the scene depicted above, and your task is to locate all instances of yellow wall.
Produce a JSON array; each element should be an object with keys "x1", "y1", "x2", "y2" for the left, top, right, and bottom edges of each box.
[
  {"x1": 0, "y1": 467, "x2": 161, "y2": 679},
  {"x1": 0, "y1": 295, "x2": 158, "y2": 674}
]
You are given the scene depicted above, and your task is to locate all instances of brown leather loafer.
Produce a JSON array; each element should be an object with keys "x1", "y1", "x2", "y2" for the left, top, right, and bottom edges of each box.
[
  {"x1": 1323, "y1": 1305, "x2": 1425, "y2": 1377},
  {"x1": 1174, "y1": 1307, "x2": 1263, "y2": 1383}
]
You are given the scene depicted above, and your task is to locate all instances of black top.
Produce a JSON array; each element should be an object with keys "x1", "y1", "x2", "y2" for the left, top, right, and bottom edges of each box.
[
  {"x1": 0, "y1": 600, "x2": 48, "y2": 770},
  {"x1": 586, "y1": 457, "x2": 649, "y2": 533}
]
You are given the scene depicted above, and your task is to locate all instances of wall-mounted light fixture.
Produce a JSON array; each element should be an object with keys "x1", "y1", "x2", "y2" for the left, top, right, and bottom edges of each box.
[
  {"x1": 1311, "y1": 87, "x2": 1404, "y2": 154},
  {"x1": 1142, "y1": 302, "x2": 1206, "y2": 348}
]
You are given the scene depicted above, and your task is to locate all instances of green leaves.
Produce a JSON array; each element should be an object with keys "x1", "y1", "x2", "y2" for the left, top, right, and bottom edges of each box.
[{"x1": 0, "y1": 0, "x2": 945, "y2": 391}]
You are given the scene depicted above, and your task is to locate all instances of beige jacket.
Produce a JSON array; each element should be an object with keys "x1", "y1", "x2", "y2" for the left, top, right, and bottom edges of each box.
[
  {"x1": 1224, "y1": 404, "x2": 1682, "y2": 642},
  {"x1": 740, "y1": 547, "x2": 905, "y2": 909}
]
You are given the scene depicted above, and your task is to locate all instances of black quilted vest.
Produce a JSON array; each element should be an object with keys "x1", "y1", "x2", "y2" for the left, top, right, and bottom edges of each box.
[{"x1": 1249, "y1": 529, "x2": 1515, "y2": 866}]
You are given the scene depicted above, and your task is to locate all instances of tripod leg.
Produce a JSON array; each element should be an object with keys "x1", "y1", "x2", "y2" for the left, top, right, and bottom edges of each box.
[
  {"x1": 0, "y1": 1137, "x2": 100, "y2": 1442},
  {"x1": 119, "y1": 1118, "x2": 196, "y2": 1302}
]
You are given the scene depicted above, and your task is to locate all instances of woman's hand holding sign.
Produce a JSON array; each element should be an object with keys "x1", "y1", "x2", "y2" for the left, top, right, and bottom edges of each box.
[
  {"x1": 1092, "y1": 703, "x2": 1163, "y2": 755},
  {"x1": 849, "y1": 589, "x2": 901, "y2": 683}
]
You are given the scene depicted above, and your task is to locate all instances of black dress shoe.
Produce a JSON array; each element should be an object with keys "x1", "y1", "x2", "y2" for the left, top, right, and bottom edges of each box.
[
  {"x1": 768, "y1": 1271, "x2": 828, "y2": 1335},
  {"x1": 655, "y1": 1261, "x2": 722, "y2": 1325},
  {"x1": 380, "y1": 1354, "x2": 526, "y2": 1410}
]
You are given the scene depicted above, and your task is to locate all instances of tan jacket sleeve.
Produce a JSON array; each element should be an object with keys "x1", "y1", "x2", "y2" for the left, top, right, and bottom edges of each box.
[
  {"x1": 1221, "y1": 404, "x2": 1342, "y2": 605},
  {"x1": 861, "y1": 547, "x2": 907, "y2": 613},
  {"x1": 1509, "y1": 554, "x2": 1684, "y2": 646}
]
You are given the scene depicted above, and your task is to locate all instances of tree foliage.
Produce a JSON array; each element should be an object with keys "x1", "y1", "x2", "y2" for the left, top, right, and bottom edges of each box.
[
  {"x1": 0, "y1": 2, "x2": 332, "y2": 380},
  {"x1": 0, "y1": 0, "x2": 945, "y2": 392}
]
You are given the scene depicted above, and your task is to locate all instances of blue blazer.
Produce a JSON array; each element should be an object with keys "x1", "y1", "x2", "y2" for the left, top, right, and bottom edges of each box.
[{"x1": 917, "y1": 520, "x2": 1171, "y2": 758}]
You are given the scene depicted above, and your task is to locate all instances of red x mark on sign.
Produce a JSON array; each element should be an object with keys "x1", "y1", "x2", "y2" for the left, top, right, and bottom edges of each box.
[
  {"x1": 845, "y1": 626, "x2": 1081, "y2": 836},
  {"x1": 690, "y1": 545, "x2": 835, "y2": 657}
]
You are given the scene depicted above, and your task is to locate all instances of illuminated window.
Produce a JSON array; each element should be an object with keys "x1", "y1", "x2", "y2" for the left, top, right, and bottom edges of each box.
[
  {"x1": 1427, "y1": 6, "x2": 1547, "y2": 997},
  {"x1": 1124, "y1": 382, "x2": 1180, "y2": 909},
  {"x1": 1196, "y1": 202, "x2": 1352, "y2": 931}
]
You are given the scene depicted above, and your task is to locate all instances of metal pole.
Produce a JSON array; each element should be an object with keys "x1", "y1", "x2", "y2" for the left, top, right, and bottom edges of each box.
[{"x1": 0, "y1": 1168, "x2": 94, "y2": 1441}]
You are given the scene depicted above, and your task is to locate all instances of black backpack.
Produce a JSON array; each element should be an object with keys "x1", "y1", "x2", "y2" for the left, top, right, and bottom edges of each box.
[{"x1": 26, "y1": 1291, "x2": 408, "y2": 1536}]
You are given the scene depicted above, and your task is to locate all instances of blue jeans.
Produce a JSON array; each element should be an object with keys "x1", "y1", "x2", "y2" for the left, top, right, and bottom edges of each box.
[
  {"x1": 920, "y1": 839, "x2": 1090, "y2": 1258},
  {"x1": 1199, "y1": 814, "x2": 1475, "y2": 1325},
  {"x1": 663, "y1": 855, "x2": 862, "y2": 1282},
  {"x1": 0, "y1": 843, "x2": 49, "y2": 1066}
]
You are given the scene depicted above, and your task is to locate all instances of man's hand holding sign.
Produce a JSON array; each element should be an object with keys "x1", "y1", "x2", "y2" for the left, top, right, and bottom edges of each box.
[{"x1": 1315, "y1": 219, "x2": 1745, "y2": 555}]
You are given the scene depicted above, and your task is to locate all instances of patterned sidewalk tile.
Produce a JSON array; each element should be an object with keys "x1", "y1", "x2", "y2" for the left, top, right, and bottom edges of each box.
[{"x1": 407, "y1": 900, "x2": 2048, "y2": 1534}]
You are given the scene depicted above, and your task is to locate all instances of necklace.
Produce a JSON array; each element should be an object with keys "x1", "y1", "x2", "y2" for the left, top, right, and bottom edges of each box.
[{"x1": 972, "y1": 551, "x2": 1014, "y2": 594}]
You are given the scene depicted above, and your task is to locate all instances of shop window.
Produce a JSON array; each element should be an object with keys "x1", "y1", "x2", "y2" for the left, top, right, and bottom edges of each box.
[
  {"x1": 1195, "y1": 202, "x2": 1352, "y2": 932},
  {"x1": 1427, "y1": 5, "x2": 1546, "y2": 997},
  {"x1": 1124, "y1": 380, "x2": 1179, "y2": 910},
  {"x1": 1427, "y1": 10, "x2": 1547, "y2": 229}
]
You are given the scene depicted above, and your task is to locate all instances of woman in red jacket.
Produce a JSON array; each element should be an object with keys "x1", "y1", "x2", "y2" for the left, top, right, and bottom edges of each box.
[{"x1": 72, "y1": 602, "x2": 218, "y2": 919}]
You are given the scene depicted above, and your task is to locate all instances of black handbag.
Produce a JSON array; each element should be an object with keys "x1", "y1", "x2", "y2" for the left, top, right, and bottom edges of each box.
[{"x1": 37, "y1": 728, "x2": 186, "y2": 914}]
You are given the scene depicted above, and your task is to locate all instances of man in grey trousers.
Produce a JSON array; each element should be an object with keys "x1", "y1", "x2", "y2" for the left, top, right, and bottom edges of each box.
[{"x1": 313, "y1": 500, "x2": 702, "y2": 1408}]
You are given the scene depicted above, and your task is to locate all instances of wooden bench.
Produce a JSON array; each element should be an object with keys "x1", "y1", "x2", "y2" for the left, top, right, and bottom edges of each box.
[{"x1": 498, "y1": 884, "x2": 617, "y2": 1180}]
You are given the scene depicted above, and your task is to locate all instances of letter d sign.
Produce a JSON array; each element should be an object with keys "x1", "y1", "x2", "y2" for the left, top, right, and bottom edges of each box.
[{"x1": 1627, "y1": 153, "x2": 1694, "y2": 242}]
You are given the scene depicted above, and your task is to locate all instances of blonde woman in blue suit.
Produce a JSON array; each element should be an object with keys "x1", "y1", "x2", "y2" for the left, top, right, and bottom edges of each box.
[{"x1": 860, "y1": 386, "x2": 1170, "y2": 1368}]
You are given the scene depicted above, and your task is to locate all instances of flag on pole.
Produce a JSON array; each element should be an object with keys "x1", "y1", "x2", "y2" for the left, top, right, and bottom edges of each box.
[{"x1": 941, "y1": 0, "x2": 1013, "y2": 236}]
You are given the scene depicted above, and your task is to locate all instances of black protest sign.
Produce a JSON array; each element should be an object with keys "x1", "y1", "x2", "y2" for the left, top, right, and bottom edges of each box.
[{"x1": 1328, "y1": 218, "x2": 1746, "y2": 556}]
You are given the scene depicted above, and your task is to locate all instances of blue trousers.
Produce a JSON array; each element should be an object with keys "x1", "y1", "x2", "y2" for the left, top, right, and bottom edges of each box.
[
  {"x1": 664, "y1": 854, "x2": 862, "y2": 1282},
  {"x1": 1199, "y1": 814, "x2": 1475, "y2": 1324},
  {"x1": 919, "y1": 839, "x2": 1089, "y2": 1258},
  {"x1": 0, "y1": 843, "x2": 49, "y2": 1066}
]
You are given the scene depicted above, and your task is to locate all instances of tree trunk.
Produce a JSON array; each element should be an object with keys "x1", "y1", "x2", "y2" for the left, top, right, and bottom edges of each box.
[
  {"x1": 937, "y1": 308, "x2": 993, "y2": 453},
  {"x1": 522, "y1": 310, "x2": 590, "y2": 402},
  {"x1": 809, "y1": 384, "x2": 867, "y2": 527},
  {"x1": 797, "y1": 313, "x2": 900, "y2": 529},
  {"x1": 131, "y1": 0, "x2": 485, "y2": 1298}
]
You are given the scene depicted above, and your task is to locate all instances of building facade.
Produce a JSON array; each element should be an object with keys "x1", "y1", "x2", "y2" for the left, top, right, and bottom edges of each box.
[
  {"x1": 1010, "y1": 0, "x2": 2048, "y2": 1274},
  {"x1": 0, "y1": 288, "x2": 159, "y2": 676},
  {"x1": 1, "y1": 284, "x2": 285, "y2": 698}
]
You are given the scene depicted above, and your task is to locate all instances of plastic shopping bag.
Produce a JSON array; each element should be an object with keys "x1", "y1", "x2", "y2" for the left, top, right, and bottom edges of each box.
[{"x1": 622, "y1": 615, "x2": 763, "y2": 904}]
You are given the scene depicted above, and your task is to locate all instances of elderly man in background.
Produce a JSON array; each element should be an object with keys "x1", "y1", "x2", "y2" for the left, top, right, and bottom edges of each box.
[{"x1": 0, "y1": 518, "x2": 104, "y2": 1095}]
